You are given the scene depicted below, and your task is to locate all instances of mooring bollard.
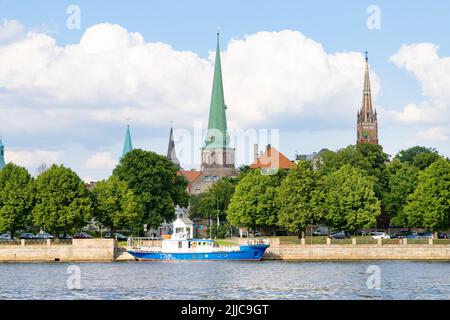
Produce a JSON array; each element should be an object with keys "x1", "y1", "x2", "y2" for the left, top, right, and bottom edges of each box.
[
  {"x1": 21, "y1": 239, "x2": 25, "y2": 247},
  {"x1": 301, "y1": 238, "x2": 306, "y2": 245},
  {"x1": 352, "y1": 238, "x2": 356, "y2": 246},
  {"x1": 326, "y1": 238, "x2": 331, "y2": 245},
  {"x1": 46, "y1": 239, "x2": 51, "y2": 247},
  {"x1": 377, "y1": 238, "x2": 382, "y2": 246},
  {"x1": 429, "y1": 238, "x2": 433, "y2": 245}
]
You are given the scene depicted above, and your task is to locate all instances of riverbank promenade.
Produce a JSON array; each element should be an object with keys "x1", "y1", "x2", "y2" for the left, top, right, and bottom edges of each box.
[{"x1": 2, "y1": 237, "x2": 450, "y2": 262}]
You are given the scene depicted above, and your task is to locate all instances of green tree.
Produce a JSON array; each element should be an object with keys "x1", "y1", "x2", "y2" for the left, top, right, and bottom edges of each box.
[
  {"x1": 113, "y1": 149, "x2": 189, "y2": 229},
  {"x1": 411, "y1": 152, "x2": 442, "y2": 170},
  {"x1": 227, "y1": 169, "x2": 284, "y2": 232},
  {"x1": 92, "y1": 176, "x2": 143, "y2": 234},
  {"x1": 0, "y1": 164, "x2": 34, "y2": 238},
  {"x1": 32, "y1": 164, "x2": 92, "y2": 236},
  {"x1": 395, "y1": 146, "x2": 439, "y2": 164},
  {"x1": 277, "y1": 161, "x2": 320, "y2": 238},
  {"x1": 189, "y1": 177, "x2": 235, "y2": 221},
  {"x1": 317, "y1": 164, "x2": 381, "y2": 233},
  {"x1": 383, "y1": 160, "x2": 419, "y2": 227},
  {"x1": 403, "y1": 159, "x2": 450, "y2": 231},
  {"x1": 317, "y1": 144, "x2": 388, "y2": 197}
]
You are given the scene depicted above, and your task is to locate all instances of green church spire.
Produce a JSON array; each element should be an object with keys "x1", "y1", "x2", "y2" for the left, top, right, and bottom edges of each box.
[
  {"x1": 204, "y1": 30, "x2": 229, "y2": 149},
  {"x1": 122, "y1": 125, "x2": 133, "y2": 157},
  {"x1": 0, "y1": 137, "x2": 5, "y2": 170}
]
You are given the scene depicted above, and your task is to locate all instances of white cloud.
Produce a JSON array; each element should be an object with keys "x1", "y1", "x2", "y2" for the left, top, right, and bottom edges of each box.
[
  {"x1": 0, "y1": 23, "x2": 377, "y2": 134},
  {"x1": 0, "y1": 19, "x2": 25, "y2": 45},
  {"x1": 6, "y1": 149, "x2": 62, "y2": 168},
  {"x1": 83, "y1": 151, "x2": 118, "y2": 170},
  {"x1": 417, "y1": 126, "x2": 449, "y2": 142},
  {"x1": 389, "y1": 43, "x2": 450, "y2": 125}
]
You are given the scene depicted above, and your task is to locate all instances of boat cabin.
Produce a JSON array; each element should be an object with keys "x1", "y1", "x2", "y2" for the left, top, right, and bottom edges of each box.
[{"x1": 162, "y1": 232, "x2": 216, "y2": 253}]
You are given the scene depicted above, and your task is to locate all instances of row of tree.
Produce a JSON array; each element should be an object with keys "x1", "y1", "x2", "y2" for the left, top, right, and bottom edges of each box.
[
  {"x1": 0, "y1": 149, "x2": 189, "y2": 238},
  {"x1": 192, "y1": 145, "x2": 450, "y2": 237}
]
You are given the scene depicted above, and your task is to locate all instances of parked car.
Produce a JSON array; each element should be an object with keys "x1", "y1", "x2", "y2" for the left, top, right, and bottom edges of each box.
[
  {"x1": 371, "y1": 232, "x2": 390, "y2": 239},
  {"x1": 58, "y1": 234, "x2": 73, "y2": 239},
  {"x1": 272, "y1": 230, "x2": 288, "y2": 237},
  {"x1": 0, "y1": 233, "x2": 11, "y2": 240},
  {"x1": 404, "y1": 232, "x2": 419, "y2": 239},
  {"x1": 19, "y1": 233, "x2": 36, "y2": 239},
  {"x1": 356, "y1": 230, "x2": 370, "y2": 236},
  {"x1": 330, "y1": 231, "x2": 350, "y2": 239},
  {"x1": 35, "y1": 232, "x2": 54, "y2": 239},
  {"x1": 438, "y1": 232, "x2": 450, "y2": 239},
  {"x1": 105, "y1": 232, "x2": 127, "y2": 241},
  {"x1": 313, "y1": 227, "x2": 329, "y2": 236},
  {"x1": 418, "y1": 232, "x2": 434, "y2": 239},
  {"x1": 369, "y1": 229, "x2": 387, "y2": 236},
  {"x1": 73, "y1": 232, "x2": 93, "y2": 239}
]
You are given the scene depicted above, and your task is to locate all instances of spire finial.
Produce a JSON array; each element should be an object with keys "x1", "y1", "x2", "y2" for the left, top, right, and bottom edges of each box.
[
  {"x1": 217, "y1": 26, "x2": 220, "y2": 36},
  {"x1": 365, "y1": 50, "x2": 368, "y2": 61}
]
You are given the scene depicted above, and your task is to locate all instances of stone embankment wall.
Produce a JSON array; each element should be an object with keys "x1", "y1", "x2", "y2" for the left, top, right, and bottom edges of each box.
[
  {"x1": 263, "y1": 240, "x2": 450, "y2": 260},
  {"x1": 2, "y1": 238, "x2": 450, "y2": 262},
  {"x1": 0, "y1": 239, "x2": 115, "y2": 262}
]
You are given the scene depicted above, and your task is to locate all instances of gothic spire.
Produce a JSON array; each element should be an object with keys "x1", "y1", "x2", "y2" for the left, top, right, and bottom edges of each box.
[
  {"x1": 357, "y1": 52, "x2": 379, "y2": 145},
  {"x1": 167, "y1": 124, "x2": 180, "y2": 168},
  {"x1": 361, "y1": 52, "x2": 373, "y2": 121},
  {"x1": 204, "y1": 30, "x2": 228, "y2": 149},
  {"x1": 0, "y1": 137, "x2": 5, "y2": 170},
  {"x1": 122, "y1": 124, "x2": 133, "y2": 158}
]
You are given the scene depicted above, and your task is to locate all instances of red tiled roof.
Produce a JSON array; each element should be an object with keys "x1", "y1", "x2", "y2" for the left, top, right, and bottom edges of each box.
[
  {"x1": 250, "y1": 146, "x2": 296, "y2": 170},
  {"x1": 178, "y1": 170, "x2": 202, "y2": 183}
]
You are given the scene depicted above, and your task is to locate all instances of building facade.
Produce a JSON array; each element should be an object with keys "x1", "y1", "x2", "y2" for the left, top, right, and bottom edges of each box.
[{"x1": 357, "y1": 53, "x2": 379, "y2": 145}]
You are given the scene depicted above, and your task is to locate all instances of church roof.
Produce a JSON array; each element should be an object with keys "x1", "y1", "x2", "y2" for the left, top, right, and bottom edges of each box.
[
  {"x1": 359, "y1": 53, "x2": 376, "y2": 122},
  {"x1": 167, "y1": 126, "x2": 180, "y2": 167},
  {"x1": 250, "y1": 145, "x2": 296, "y2": 170},
  {"x1": 204, "y1": 31, "x2": 229, "y2": 149},
  {"x1": 122, "y1": 125, "x2": 133, "y2": 157},
  {"x1": 0, "y1": 137, "x2": 5, "y2": 170},
  {"x1": 178, "y1": 170, "x2": 202, "y2": 183}
]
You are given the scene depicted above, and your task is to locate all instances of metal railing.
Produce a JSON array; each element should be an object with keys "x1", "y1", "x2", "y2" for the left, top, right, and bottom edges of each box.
[{"x1": 127, "y1": 237, "x2": 162, "y2": 250}]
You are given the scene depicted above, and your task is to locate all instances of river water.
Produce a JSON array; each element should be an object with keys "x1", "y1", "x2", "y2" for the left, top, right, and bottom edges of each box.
[{"x1": 0, "y1": 261, "x2": 449, "y2": 299}]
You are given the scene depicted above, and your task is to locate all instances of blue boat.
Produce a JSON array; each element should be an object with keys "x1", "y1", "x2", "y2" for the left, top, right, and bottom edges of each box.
[{"x1": 126, "y1": 233, "x2": 269, "y2": 261}]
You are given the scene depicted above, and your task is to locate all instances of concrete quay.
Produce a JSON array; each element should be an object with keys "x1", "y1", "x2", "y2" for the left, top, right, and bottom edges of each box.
[{"x1": 2, "y1": 238, "x2": 450, "y2": 262}]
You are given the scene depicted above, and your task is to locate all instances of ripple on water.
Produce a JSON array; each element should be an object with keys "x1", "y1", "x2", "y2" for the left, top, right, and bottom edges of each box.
[{"x1": 0, "y1": 261, "x2": 450, "y2": 299}]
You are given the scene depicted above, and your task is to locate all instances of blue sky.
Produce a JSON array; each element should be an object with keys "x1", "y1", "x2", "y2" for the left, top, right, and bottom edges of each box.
[{"x1": 0, "y1": 0, "x2": 449, "y2": 180}]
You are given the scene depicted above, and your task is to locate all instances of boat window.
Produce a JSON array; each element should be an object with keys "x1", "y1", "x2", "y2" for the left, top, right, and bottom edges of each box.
[{"x1": 178, "y1": 241, "x2": 182, "y2": 248}]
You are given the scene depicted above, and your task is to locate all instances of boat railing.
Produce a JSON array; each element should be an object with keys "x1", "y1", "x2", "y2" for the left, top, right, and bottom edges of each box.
[{"x1": 127, "y1": 237, "x2": 162, "y2": 250}]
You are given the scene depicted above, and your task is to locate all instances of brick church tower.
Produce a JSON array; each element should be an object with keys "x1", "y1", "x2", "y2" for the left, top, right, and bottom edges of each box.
[{"x1": 357, "y1": 53, "x2": 378, "y2": 145}]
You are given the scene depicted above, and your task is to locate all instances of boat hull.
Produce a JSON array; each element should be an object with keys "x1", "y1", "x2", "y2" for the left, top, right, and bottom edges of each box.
[{"x1": 127, "y1": 244, "x2": 269, "y2": 261}]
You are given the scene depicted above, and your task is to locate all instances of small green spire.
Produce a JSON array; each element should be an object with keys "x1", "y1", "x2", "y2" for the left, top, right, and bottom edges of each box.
[
  {"x1": 122, "y1": 125, "x2": 133, "y2": 157},
  {"x1": 204, "y1": 30, "x2": 229, "y2": 149},
  {"x1": 0, "y1": 137, "x2": 5, "y2": 170}
]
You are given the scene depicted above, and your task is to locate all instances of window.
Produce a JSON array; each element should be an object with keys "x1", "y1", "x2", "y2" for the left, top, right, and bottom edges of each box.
[
  {"x1": 186, "y1": 227, "x2": 191, "y2": 235},
  {"x1": 195, "y1": 189, "x2": 201, "y2": 194},
  {"x1": 204, "y1": 176, "x2": 211, "y2": 182},
  {"x1": 175, "y1": 228, "x2": 183, "y2": 234},
  {"x1": 213, "y1": 176, "x2": 219, "y2": 182}
]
